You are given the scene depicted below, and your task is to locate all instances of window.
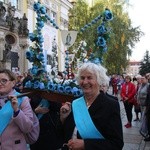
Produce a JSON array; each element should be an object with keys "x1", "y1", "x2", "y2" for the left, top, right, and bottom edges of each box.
[
  {"x1": 10, "y1": 0, "x2": 21, "y2": 10},
  {"x1": 50, "y1": 10, "x2": 57, "y2": 23},
  {"x1": 0, "y1": 0, "x2": 9, "y2": 3}
]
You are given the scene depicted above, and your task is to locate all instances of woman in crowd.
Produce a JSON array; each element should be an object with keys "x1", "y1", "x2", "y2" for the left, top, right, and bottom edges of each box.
[
  {"x1": 133, "y1": 75, "x2": 142, "y2": 121},
  {"x1": 120, "y1": 75, "x2": 136, "y2": 128},
  {"x1": 111, "y1": 74, "x2": 118, "y2": 96},
  {"x1": 60, "y1": 62, "x2": 124, "y2": 150},
  {"x1": 137, "y1": 75, "x2": 149, "y2": 113},
  {"x1": 137, "y1": 75, "x2": 150, "y2": 140},
  {"x1": 0, "y1": 68, "x2": 35, "y2": 150},
  {"x1": 144, "y1": 80, "x2": 150, "y2": 141}
]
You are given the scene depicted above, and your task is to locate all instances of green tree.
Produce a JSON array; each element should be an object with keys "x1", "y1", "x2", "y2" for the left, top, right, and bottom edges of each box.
[
  {"x1": 139, "y1": 50, "x2": 150, "y2": 75},
  {"x1": 68, "y1": 0, "x2": 143, "y2": 74},
  {"x1": 103, "y1": 0, "x2": 143, "y2": 74}
]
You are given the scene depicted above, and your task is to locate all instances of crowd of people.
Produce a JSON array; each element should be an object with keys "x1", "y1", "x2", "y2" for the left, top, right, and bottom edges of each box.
[
  {"x1": 0, "y1": 63, "x2": 150, "y2": 150},
  {"x1": 109, "y1": 73, "x2": 150, "y2": 141}
]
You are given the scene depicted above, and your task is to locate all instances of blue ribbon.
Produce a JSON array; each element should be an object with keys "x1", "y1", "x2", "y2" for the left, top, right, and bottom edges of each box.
[
  {"x1": 0, "y1": 92, "x2": 24, "y2": 135},
  {"x1": 72, "y1": 97, "x2": 105, "y2": 139},
  {"x1": 37, "y1": 99, "x2": 50, "y2": 120}
]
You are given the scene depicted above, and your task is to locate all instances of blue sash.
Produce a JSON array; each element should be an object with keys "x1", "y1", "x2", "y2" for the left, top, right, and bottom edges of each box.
[
  {"x1": 72, "y1": 96, "x2": 104, "y2": 139},
  {"x1": 37, "y1": 99, "x2": 50, "y2": 120},
  {"x1": 0, "y1": 92, "x2": 24, "y2": 135}
]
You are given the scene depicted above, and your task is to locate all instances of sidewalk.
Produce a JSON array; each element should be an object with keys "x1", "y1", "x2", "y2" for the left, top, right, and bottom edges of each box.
[
  {"x1": 119, "y1": 100, "x2": 150, "y2": 150},
  {"x1": 107, "y1": 87, "x2": 150, "y2": 150}
]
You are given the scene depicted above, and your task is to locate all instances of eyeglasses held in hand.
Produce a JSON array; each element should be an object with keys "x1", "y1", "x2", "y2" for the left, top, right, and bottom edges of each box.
[{"x1": 0, "y1": 79, "x2": 10, "y2": 85}]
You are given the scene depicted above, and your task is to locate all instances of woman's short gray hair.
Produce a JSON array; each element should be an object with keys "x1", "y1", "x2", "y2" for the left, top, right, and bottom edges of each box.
[{"x1": 76, "y1": 62, "x2": 109, "y2": 86}]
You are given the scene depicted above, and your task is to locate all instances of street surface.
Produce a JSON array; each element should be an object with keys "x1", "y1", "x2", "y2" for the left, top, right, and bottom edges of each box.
[{"x1": 108, "y1": 87, "x2": 150, "y2": 150}]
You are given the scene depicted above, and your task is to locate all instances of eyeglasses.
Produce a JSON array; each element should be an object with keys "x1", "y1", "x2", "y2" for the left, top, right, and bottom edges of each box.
[{"x1": 0, "y1": 79, "x2": 10, "y2": 85}]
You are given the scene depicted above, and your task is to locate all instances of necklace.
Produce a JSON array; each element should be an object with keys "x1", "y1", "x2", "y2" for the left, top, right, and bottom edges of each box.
[
  {"x1": 85, "y1": 92, "x2": 100, "y2": 107},
  {"x1": 86, "y1": 101, "x2": 91, "y2": 107}
]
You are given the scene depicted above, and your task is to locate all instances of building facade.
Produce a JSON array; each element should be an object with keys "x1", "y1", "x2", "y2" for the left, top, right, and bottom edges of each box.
[
  {"x1": 0, "y1": 0, "x2": 72, "y2": 75},
  {"x1": 126, "y1": 60, "x2": 141, "y2": 76}
]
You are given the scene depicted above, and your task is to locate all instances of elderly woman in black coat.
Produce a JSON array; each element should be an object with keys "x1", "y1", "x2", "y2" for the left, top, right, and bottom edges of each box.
[{"x1": 60, "y1": 62, "x2": 124, "y2": 150}]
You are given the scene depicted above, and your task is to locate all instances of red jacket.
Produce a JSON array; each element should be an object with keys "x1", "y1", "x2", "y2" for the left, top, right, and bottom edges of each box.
[{"x1": 121, "y1": 81, "x2": 136, "y2": 103}]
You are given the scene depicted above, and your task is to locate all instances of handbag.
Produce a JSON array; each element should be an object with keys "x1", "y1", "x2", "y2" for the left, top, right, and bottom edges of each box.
[{"x1": 24, "y1": 111, "x2": 40, "y2": 144}]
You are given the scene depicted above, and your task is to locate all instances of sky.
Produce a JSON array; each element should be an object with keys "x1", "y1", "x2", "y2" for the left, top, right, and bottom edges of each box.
[{"x1": 128, "y1": 0, "x2": 150, "y2": 61}]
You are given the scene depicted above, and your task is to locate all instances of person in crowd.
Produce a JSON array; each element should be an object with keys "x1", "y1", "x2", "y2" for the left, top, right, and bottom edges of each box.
[
  {"x1": 117, "y1": 75, "x2": 124, "y2": 95},
  {"x1": 60, "y1": 62, "x2": 124, "y2": 150},
  {"x1": 133, "y1": 75, "x2": 142, "y2": 121},
  {"x1": 137, "y1": 75, "x2": 149, "y2": 114},
  {"x1": 22, "y1": 70, "x2": 32, "y2": 87},
  {"x1": 111, "y1": 74, "x2": 118, "y2": 96},
  {"x1": 144, "y1": 80, "x2": 150, "y2": 141},
  {"x1": 14, "y1": 74, "x2": 23, "y2": 92},
  {"x1": 0, "y1": 68, "x2": 36, "y2": 150},
  {"x1": 137, "y1": 75, "x2": 150, "y2": 140},
  {"x1": 146, "y1": 73, "x2": 150, "y2": 83},
  {"x1": 30, "y1": 96, "x2": 63, "y2": 150},
  {"x1": 120, "y1": 75, "x2": 136, "y2": 128}
]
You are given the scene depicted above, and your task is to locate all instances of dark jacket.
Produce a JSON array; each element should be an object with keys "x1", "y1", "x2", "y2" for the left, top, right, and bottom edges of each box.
[
  {"x1": 62, "y1": 92, "x2": 124, "y2": 150},
  {"x1": 30, "y1": 98, "x2": 63, "y2": 150},
  {"x1": 106, "y1": 92, "x2": 118, "y2": 101}
]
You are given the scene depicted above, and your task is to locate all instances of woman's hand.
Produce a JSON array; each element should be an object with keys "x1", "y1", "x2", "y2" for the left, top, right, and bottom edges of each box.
[
  {"x1": 35, "y1": 105, "x2": 49, "y2": 114},
  {"x1": 60, "y1": 102, "x2": 71, "y2": 123},
  {"x1": 67, "y1": 139, "x2": 84, "y2": 150},
  {"x1": 8, "y1": 95, "x2": 19, "y2": 112},
  {"x1": 124, "y1": 97, "x2": 128, "y2": 101}
]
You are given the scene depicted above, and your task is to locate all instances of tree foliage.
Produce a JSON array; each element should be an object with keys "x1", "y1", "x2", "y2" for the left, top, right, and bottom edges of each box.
[
  {"x1": 139, "y1": 51, "x2": 150, "y2": 75},
  {"x1": 68, "y1": 0, "x2": 144, "y2": 74}
]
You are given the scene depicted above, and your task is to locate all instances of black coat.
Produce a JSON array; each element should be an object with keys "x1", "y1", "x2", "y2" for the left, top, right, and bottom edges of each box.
[
  {"x1": 30, "y1": 98, "x2": 63, "y2": 150},
  {"x1": 62, "y1": 92, "x2": 124, "y2": 150},
  {"x1": 106, "y1": 92, "x2": 118, "y2": 101}
]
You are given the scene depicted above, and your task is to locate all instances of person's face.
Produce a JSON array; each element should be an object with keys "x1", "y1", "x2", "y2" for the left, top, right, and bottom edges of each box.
[
  {"x1": 79, "y1": 70, "x2": 100, "y2": 95},
  {"x1": 101, "y1": 85, "x2": 108, "y2": 93},
  {"x1": 125, "y1": 77, "x2": 130, "y2": 82},
  {"x1": 141, "y1": 77, "x2": 148, "y2": 84},
  {"x1": 137, "y1": 78, "x2": 141, "y2": 84},
  {"x1": 0, "y1": 73, "x2": 15, "y2": 95}
]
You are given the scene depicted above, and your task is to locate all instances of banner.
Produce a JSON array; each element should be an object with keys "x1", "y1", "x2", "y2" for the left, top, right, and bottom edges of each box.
[{"x1": 61, "y1": 30, "x2": 78, "y2": 48}]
